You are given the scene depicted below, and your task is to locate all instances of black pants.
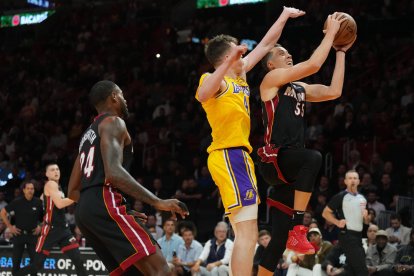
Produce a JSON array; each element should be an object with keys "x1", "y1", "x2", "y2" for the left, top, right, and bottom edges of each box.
[
  {"x1": 259, "y1": 185, "x2": 294, "y2": 272},
  {"x1": 12, "y1": 234, "x2": 37, "y2": 275},
  {"x1": 338, "y1": 231, "x2": 368, "y2": 276}
]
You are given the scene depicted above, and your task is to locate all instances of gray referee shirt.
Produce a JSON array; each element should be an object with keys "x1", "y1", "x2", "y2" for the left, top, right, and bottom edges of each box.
[{"x1": 327, "y1": 190, "x2": 367, "y2": 232}]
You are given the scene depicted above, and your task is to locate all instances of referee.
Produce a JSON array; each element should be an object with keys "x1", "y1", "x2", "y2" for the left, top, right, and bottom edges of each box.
[
  {"x1": 0, "y1": 182, "x2": 43, "y2": 275},
  {"x1": 322, "y1": 170, "x2": 370, "y2": 276}
]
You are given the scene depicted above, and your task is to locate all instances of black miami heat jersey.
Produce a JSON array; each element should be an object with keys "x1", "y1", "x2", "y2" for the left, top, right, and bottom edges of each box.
[
  {"x1": 78, "y1": 113, "x2": 133, "y2": 191},
  {"x1": 43, "y1": 194, "x2": 67, "y2": 227},
  {"x1": 261, "y1": 82, "x2": 306, "y2": 148}
]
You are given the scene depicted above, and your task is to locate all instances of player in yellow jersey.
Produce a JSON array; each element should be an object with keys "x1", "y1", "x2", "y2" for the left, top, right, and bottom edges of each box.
[{"x1": 195, "y1": 6, "x2": 305, "y2": 276}]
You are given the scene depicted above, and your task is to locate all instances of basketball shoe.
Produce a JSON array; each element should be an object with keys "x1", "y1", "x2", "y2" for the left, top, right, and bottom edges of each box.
[{"x1": 285, "y1": 225, "x2": 315, "y2": 255}]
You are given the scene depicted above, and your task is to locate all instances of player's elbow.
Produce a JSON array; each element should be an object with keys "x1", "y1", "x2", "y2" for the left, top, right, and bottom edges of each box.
[{"x1": 197, "y1": 90, "x2": 210, "y2": 103}]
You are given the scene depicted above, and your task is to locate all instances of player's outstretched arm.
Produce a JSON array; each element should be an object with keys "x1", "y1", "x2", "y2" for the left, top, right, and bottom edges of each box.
[
  {"x1": 197, "y1": 44, "x2": 247, "y2": 102},
  {"x1": 100, "y1": 116, "x2": 189, "y2": 218},
  {"x1": 46, "y1": 181, "x2": 74, "y2": 209},
  {"x1": 68, "y1": 154, "x2": 82, "y2": 202},
  {"x1": 261, "y1": 13, "x2": 344, "y2": 93},
  {"x1": 243, "y1": 6, "x2": 305, "y2": 73},
  {"x1": 303, "y1": 37, "x2": 356, "y2": 102}
]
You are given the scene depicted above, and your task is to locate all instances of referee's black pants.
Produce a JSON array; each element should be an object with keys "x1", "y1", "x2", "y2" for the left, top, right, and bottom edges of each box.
[
  {"x1": 338, "y1": 230, "x2": 368, "y2": 276},
  {"x1": 12, "y1": 234, "x2": 37, "y2": 276}
]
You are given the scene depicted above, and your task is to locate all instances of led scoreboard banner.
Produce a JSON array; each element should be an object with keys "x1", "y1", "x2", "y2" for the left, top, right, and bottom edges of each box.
[
  {"x1": 197, "y1": 0, "x2": 269, "y2": 9},
  {"x1": 0, "y1": 246, "x2": 108, "y2": 276},
  {"x1": 0, "y1": 10, "x2": 55, "y2": 28}
]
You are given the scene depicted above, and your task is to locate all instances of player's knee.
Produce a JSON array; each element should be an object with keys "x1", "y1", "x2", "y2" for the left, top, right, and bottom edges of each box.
[{"x1": 306, "y1": 150, "x2": 322, "y2": 171}]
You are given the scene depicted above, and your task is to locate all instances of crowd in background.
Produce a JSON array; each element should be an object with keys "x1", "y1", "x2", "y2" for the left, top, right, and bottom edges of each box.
[{"x1": 0, "y1": 0, "x2": 413, "y2": 274}]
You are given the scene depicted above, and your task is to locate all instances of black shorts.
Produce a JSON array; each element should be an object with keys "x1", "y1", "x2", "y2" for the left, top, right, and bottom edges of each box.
[
  {"x1": 35, "y1": 225, "x2": 78, "y2": 255},
  {"x1": 258, "y1": 146, "x2": 322, "y2": 192},
  {"x1": 75, "y1": 185, "x2": 157, "y2": 276}
]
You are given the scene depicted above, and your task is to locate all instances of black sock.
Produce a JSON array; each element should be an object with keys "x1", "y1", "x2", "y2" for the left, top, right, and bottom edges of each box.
[{"x1": 291, "y1": 210, "x2": 305, "y2": 228}]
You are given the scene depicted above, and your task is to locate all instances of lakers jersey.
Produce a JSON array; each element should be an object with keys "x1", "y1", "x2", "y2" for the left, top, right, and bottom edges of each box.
[{"x1": 196, "y1": 73, "x2": 252, "y2": 153}]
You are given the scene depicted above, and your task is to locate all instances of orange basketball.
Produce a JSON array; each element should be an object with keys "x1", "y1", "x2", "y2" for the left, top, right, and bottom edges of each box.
[{"x1": 324, "y1": 12, "x2": 357, "y2": 47}]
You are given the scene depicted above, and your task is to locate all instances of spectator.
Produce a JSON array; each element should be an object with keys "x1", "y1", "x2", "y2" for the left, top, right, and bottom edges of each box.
[
  {"x1": 367, "y1": 190, "x2": 386, "y2": 217},
  {"x1": 386, "y1": 229, "x2": 414, "y2": 275},
  {"x1": 157, "y1": 219, "x2": 184, "y2": 270},
  {"x1": 385, "y1": 214, "x2": 412, "y2": 247},
  {"x1": 378, "y1": 173, "x2": 398, "y2": 210},
  {"x1": 366, "y1": 230, "x2": 397, "y2": 275},
  {"x1": 321, "y1": 220, "x2": 340, "y2": 245},
  {"x1": 146, "y1": 214, "x2": 163, "y2": 240},
  {"x1": 287, "y1": 227, "x2": 333, "y2": 276},
  {"x1": 253, "y1": 229, "x2": 271, "y2": 274},
  {"x1": 363, "y1": 224, "x2": 379, "y2": 252},
  {"x1": 192, "y1": 221, "x2": 233, "y2": 276},
  {"x1": 321, "y1": 244, "x2": 348, "y2": 276},
  {"x1": 367, "y1": 208, "x2": 377, "y2": 224},
  {"x1": 173, "y1": 228, "x2": 203, "y2": 275}
]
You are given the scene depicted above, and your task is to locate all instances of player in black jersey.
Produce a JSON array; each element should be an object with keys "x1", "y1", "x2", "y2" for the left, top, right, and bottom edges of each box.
[
  {"x1": 256, "y1": 13, "x2": 356, "y2": 276},
  {"x1": 68, "y1": 80, "x2": 189, "y2": 276},
  {"x1": 16, "y1": 163, "x2": 86, "y2": 276}
]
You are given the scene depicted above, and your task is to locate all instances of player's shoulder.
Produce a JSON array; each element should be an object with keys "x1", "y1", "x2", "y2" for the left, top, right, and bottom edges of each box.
[
  {"x1": 100, "y1": 115, "x2": 127, "y2": 131},
  {"x1": 44, "y1": 180, "x2": 58, "y2": 190}
]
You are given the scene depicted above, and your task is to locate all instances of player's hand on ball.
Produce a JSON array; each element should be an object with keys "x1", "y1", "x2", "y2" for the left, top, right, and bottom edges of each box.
[
  {"x1": 282, "y1": 6, "x2": 306, "y2": 18},
  {"x1": 324, "y1": 13, "x2": 347, "y2": 36},
  {"x1": 334, "y1": 35, "x2": 357, "y2": 52}
]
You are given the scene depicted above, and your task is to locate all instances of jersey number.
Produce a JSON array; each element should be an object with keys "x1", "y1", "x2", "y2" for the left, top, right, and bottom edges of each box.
[
  {"x1": 79, "y1": 146, "x2": 95, "y2": 178},
  {"x1": 295, "y1": 102, "x2": 305, "y2": 117},
  {"x1": 244, "y1": 95, "x2": 250, "y2": 115}
]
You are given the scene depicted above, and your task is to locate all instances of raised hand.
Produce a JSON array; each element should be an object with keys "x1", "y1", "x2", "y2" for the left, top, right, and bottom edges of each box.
[
  {"x1": 324, "y1": 12, "x2": 347, "y2": 37},
  {"x1": 282, "y1": 6, "x2": 306, "y2": 18},
  {"x1": 226, "y1": 43, "x2": 248, "y2": 64},
  {"x1": 334, "y1": 35, "x2": 357, "y2": 52}
]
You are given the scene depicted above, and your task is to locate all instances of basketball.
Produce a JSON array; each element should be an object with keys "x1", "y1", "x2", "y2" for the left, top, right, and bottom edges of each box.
[{"x1": 324, "y1": 12, "x2": 357, "y2": 47}]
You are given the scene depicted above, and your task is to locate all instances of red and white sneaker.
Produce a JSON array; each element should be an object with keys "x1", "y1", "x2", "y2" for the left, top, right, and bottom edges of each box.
[{"x1": 285, "y1": 225, "x2": 315, "y2": 255}]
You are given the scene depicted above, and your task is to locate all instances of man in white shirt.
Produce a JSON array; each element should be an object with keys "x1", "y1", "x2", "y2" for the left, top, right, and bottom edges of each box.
[{"x1": 192, "y1": 222, "x2": 233, "y2": 276}]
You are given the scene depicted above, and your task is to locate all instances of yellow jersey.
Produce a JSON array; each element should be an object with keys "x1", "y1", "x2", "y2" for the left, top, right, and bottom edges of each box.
[{"x1": 196, "y1": 73, "x2": 253, "y2": 154}]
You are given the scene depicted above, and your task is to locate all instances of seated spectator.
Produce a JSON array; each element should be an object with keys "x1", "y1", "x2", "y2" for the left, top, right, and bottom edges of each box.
[
  {"x1": 367, "y1": 208, "x2": 377, "y2": 224},
  {"x1": 303, "y1": 211, "x2": 314, "y2": 227},
  {"x1": 157, "y1": 219, "x2": 184, "y2": 270},
  {"x1": 385, "y1": 229, "x2": 414, "y2": 275},
  {"x1": 321, "y1": 220, "x2": 339, "y2": 245},
  {"x1": 192, "y1": 221, "x2": 233, "y2": 276},
  {"x1": 321, "y1": 244, "x2": 348, "y2": 276},
  {"x1": 173, "y1": 228, "x2": 203, "y2": 275},
  {"x1": 287, "y1": 227, "x2": 333, "y2": 276},
  {"x1": 146, "y1": 214, "x2": 163, "y2": 240},
  {"x1": 363, "y1": 224, "x2": 379, "y2": 252},
  {"x1": 366, "y1": 230, "x2": 397, "y2": 275},
  {"x1": 0, "y1": 227, "x2": 12, "y2": 245},
  {"x1": 253, "y1": 230, "x2": 271, "y2": 274},
  {"x1": 386, "y1": 213, "x2": 412, "y2": 247},
  {"x1": 367, "y1": 190, "x2": 386, "y2": 216}
]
